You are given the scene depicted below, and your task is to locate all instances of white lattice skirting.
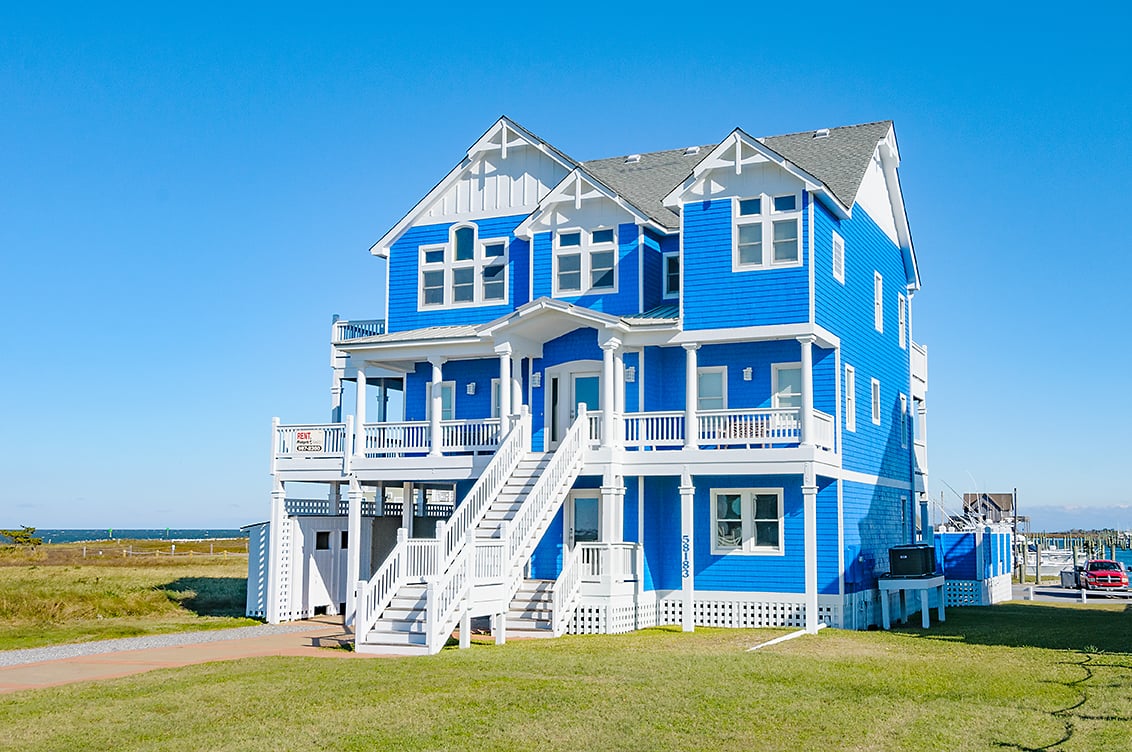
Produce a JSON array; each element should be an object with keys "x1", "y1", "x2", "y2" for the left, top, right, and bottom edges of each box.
[
  {"x1": 945, "y1": 574, "x2": 1013, "y2": 606},
  {"x1": 566, "y1": 594, "x2": 844, "y2": 633}
]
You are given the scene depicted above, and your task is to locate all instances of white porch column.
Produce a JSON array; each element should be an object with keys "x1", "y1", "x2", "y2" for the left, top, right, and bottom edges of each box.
[
  {"x1": 683, "y1": 344, "x2": 700, "y2": 449},
  {"x1": 679, "y1": 469, "x2": 695, "y2": 632},
  {"x1": 266, "y1": 479, "x2": 286, "y2": 624},
  {"x1": 345, "y1": 479, "x2": 364, "y2": 627},
  {"x1": 798, "y1": 335, "x2": 815, "y2": 447},
  {"x1": 511, "y1": 360, "x2": 522, "y2": 419},
  {"x1": 803, "y1": 463, "x2": 819, "y2": 634},
  {"x1": 601, "y1": 339, "x2": 619, "y2": 447},
  {"x1": 496, "y1": 345, "x2": 512, "y2": 423},
  {"x1": 429, "y1": 357, "x2": 444, "y2": 456},
  {"x1": 354, "y1": 368, "x2": 367, "y2": 458},
  {"x1": 402, "y1": 481, "x2": 414, "y2": 537},
  {"x1": 600, "y1": 470, "x2": 624, "y2": 544},
  {"x1": 331, "y1": 370, "x2": 344, "y2": 423}
]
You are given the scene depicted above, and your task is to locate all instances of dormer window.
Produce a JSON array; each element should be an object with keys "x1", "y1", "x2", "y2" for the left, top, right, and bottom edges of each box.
[
  {"x1": 663, "y1": 251, "x2": 680, "y2": 298},
  {"x1": 418, "y1": 224, "x2": 509, "y2": 308},
  {"x1": 733, "y1": 193, "x2": 802, "y2": 271},
  {"x1": 554, "y1": 227, "x2": 618, "y2": 296}
]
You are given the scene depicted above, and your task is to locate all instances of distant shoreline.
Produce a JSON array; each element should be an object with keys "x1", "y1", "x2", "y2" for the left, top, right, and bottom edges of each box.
[{"x1": 30, "y1": 529, "x2": 248, "y2": 545}]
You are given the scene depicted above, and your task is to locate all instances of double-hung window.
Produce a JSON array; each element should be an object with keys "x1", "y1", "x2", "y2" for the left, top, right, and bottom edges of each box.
[
  {"x1": 845, "y1": 365, "x2": 856, "y2": 432},
  {"x1": 555, "y1": 227, "x2": 617, "y2": 296},
  {"x1": 418, "y1": 225, "x2": 509, "y2": 308},
  {"x1": 426, "y1": 381, "x2": 455, "y2": 421},
  {"x1": 734, "y1": 194, "x2": 802, "y2": 270},
  {"x1": 874, "y1": 272, "x2": 884, "y2": 332},
  {"x1": 697, "y1": 367, "x2": 727, "y2": 411},
  {"x1": 712, "y1": 488, "x2": 784, "y2": 554}
]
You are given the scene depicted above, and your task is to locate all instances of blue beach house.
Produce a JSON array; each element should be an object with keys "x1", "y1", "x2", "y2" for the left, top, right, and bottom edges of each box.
[{"x1": 247, "y1": 117, "x2": 930, "y2": 653}]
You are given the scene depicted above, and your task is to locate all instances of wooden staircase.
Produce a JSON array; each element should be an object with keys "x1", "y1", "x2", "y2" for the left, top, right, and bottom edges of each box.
[{"x1": 506, "y1": 579, "x2": 555, "y2": 638}]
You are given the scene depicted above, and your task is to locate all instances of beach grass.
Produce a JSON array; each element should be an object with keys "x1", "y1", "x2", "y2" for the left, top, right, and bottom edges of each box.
[
  {"x1": 0, "y1": 540, "x2": 256, "y2": 650},
  {"x1": 0, "y1": 601, "x2": 1129, "y2": 751}
]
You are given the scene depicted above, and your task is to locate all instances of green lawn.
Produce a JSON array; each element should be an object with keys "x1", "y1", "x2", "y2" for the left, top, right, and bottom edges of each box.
[
  {"x1": 0, "y1": 544, "x2": 256, "y2": 650},
  {"x1": 1, "y1": 601, "x2": 1129, "y2": 751}
]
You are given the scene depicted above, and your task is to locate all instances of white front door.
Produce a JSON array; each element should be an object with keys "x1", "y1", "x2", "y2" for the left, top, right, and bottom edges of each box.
[
  {"x1": 565, "y1": 492, "x2": 601, "y2": 549},
  {"x1": 546, "y1": 361, "x2": 602, "y2": 449}
]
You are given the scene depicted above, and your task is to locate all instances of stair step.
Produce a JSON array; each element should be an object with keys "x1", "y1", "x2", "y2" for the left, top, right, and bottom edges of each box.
[{"x1": 360, "y1": 630, "x2": 428, "y2": 646}]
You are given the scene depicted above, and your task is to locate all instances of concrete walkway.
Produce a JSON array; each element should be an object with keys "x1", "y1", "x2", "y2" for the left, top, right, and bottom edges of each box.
[{"x1": 0, "y1": 616, "x2": 373, "y2": 694}]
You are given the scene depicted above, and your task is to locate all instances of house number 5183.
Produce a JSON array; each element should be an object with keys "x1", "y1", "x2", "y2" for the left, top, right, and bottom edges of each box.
[{"x1": 681, "y1": 535, "x2": 691, "y2": 579}]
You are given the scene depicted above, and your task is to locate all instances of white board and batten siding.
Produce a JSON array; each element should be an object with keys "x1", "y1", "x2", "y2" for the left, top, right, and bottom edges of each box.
[{"x1": 422, "y1": 144, "x2": 571, "y2": 222}]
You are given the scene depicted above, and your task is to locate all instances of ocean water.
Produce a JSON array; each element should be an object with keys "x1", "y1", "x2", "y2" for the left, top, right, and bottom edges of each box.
[{"x1": 30, "y1": 529, "x2": 247, "y2": 544}]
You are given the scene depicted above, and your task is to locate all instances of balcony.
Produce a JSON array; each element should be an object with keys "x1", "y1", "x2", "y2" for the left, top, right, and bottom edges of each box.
[
  {"x1": 332, "y1": 318, "x2": 386, "y2": 344},
  {"x1": 911, "y1": 341, "x2": 927, "y2": 399},
  {"x1": 588, "y1": 408, "x2": 836, "y2": 452}
]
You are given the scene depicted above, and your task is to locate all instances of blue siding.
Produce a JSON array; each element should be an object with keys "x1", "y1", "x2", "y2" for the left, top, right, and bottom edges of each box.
[
  {"x1": 814, "y1": 202, "x2": 913, "y2": 482},
  {"x1": 403, "y1": 358, "x2": 499, "y2": 421},
  {"x1": 530, "y1": 328, "x2": 602, "y2": 450},
  {"x1": 530, "y1": 508, "x2": 564, "y2": 579},
  {"x1": 643, "y1": 476, "x2": 680, "y2": 591},
  {"x1": 531, "y1": 224, "x2": 643, "y2": 315},
  {"x1": 387, "y1": 214, "x2": 530, "y2": 332},
  {"x1": 640, "y1": 228, "x2": 670, "y2": 311},
  {"x1": 841, "y1": 479, "x2": 907, "y2": 592},
  {"x1": 682, "y1": 199, "x2": 810, "y2": 330},
  {"x1": 623, "y1": 351, "x2": 640, "y2": 413}
]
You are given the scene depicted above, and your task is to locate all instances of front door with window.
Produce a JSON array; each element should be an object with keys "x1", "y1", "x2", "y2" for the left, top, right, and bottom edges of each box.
[
  {"x1": 546, "y1": 362, "x2": 601, "y2": 448},
  {"x1": 565, "y1": 493, "x2": 600, "y2": 549}
]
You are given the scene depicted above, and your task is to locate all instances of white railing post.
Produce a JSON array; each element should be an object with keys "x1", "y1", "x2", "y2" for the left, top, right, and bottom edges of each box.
[
  {"x1": 425, "y1": 578, "x2": 438, "y2": 651},
  {"x1": 344, "y1": 415, "x2": 354, "y2": 473},
  {"x1": 798, "y1": 335, "x2": 815, "y2": 447},
  {"x1": 600, "y1": 339, "x2": 618, "y2": 448},
  {"x1": 270, "y1": 417, "x2": 280, "y2": 475},
  {"x1": 429, "y1": 358, "x2": 444, "y2": 457}
]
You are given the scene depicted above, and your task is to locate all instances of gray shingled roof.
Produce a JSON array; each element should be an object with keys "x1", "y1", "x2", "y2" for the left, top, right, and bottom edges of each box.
[
  {"x1": 762, "y1": 121, "x2": 893, "y2": 210},
  {"x1": 580, "y1": 121, "x2": 893, "y2": 228},
  {"x1": 583, "y1": 146, "x2": 715, "y2": 230}
]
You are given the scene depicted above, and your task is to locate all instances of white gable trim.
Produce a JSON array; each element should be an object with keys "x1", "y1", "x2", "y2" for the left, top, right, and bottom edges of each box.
[
  {"x1": 662, "y1": 130, "x2": 851, "y2": 219},
  {"x1": 872, "y1": 126, "x2": 920, "y2": 290},
  {"x1": 369, "y1": 117, "x2": 577, "y2": 258},
  {"x1": 514, "y1": 168, "x2": 664, "y2": 239}
]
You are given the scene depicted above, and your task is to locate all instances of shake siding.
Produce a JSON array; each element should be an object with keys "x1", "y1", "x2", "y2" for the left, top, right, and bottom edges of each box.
[
  {"x1": 387, "y1": 214, "x2": 528, "y2": 332},
  {"x1": 530, "y1": 328, "x2": 601, "y2": 449},
  {"x1": 682, "y1": 200, "x2": 809, "y2": 330},
  {"x1": 532, "y1": 231, "x2": 553, "y2": 299},
  {"x1": 694, "y1": 475, "x2": 804, "y2": 593},
  {"x1": 817, "y1": 478, "x2": 840, "y2": 595},
  {"x1": 813, "y1": 347, "x2": 836, "y2": 415},
  {"x1": 542, "y1": 223, "x2": 642, "y2": 315},
  {"x1": 529, "y1": 508, "x2": 564, "y2": 579},
  {"x1": 403, "y1": 358, "x2": 499, "y2": 421},
  {"x1": 643, "y1": 476, "x2": 680, "y2": 591},
  {"x1": 623, "y1": 478, "x2": 640, "y2": 544},
  {"x1": 814, "y1": 202, "x2": 911, "y2": 482},
  {"x1": 697, "y1": 341, "x2": 800, "y2": 409},
  {"x1": 841, "y1": 480, "x2": 906, "y2": 592},
  {"x1": 623, "y1": 351, "x2": 640, "y2": 412}
]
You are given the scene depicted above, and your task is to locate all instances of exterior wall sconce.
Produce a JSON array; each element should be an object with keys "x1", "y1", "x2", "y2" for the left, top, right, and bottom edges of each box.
[
  {"x1": 624, "y1": 366, "x2": 636, "y2": 383},
  {"x1": 742, "y1": 367, "x2": 753, "y2": 381},
  {"x1": 466, "y1": 382, "x2": 476, "y2": 395},
  {"x1": 531, "y1": 372, "x2": 542, "y2": 388}
]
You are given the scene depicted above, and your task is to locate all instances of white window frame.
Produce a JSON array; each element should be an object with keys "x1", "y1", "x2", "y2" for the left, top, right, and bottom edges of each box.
[
  {"x1": 418, "y1": 224, "x2": 510, "y2": 309},
  {"x1": 832, "y1": 230, "x2": 845, "y2": 283},
  {"x1": 490, "y1": 378, "x2": 501, "y2": 419},
  {"x1": 662, "y1": 250, "x2": 680, "y2": 299},
  {"x1": 897, "y1": 293, "x2": 907, "y2": 349},
  {"x1": 899, "y1": 393, "x2": 908, "y2": 448},
  {"x1": 711, "y1": 487, "x2": 785, "y2": 555},
  {"x1": 553, "y1": 226, "x2": 618, "y2": 297},
  {"x1": 871, "y1": 378, "x2": 881, "y2": 426},
  {"x1": 697, "y1": 366, "x2": 728, "y2": 411},
  {"x1": 771, "y1": 362, "x2": 803, "y2": 409},
  {"x1": 845, "y1": 365, "x2": 856, "y2": 432},
  {"x1": 874, "y1": 271, "x2": 884, "y2": 333},
  {"x1": 732, "y1": 193, "x2": 802, "y2": 271},
  {"x1": 425, "y1": 380, "x2": 456, "y2": 421}
]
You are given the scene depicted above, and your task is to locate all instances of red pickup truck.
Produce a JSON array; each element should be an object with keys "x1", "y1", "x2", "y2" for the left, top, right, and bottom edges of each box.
[{"x1": 1074, "y1": 559, "x2": 1129, "y2": 591}]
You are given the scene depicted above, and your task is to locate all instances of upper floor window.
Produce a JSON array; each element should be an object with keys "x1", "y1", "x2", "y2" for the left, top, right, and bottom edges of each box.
[
  {"x1": 845, "y1": 364, "x2": 856, "y2": 432},
  {"x1": 555, "y1": 227, "x2": 618, "y2": 296},
  {"x1": 663, "y1": 251, "x2": 680, "y2": 298},
  {"x1": 697, "y1": 366, "x2": 727, "y2": 411},
  {"x1": 419, "y1": 224, "x2": 509, "y2": 309},
  {"x1": 733, "y1": 193, "x2": 802, "y2": 271},
  {"x1": 832, "y1": 231, "x2": 845, "y2": 283},
  {"x1": 873, "y1": 272, "x2": 884, "y2": 333},
  {"x1": 871, "y1": 378, "x2": 881, "y2": 426},
  {"x1": 772, "y1": 363, "x2": 802, "y2": 409}
]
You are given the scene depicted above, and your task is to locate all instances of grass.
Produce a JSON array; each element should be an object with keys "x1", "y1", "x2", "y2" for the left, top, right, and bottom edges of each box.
[
  {"x1": 1, "y1": 601, "x2": 1129, "y2": 751},
  {"x1": 0, "y1": 540, "x2": 256, "y2": 650}
]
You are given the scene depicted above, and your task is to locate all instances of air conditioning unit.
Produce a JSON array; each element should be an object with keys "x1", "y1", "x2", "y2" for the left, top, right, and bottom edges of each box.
[{"x1": 889, "y1": 544, "x2": 936, "y2": 577}]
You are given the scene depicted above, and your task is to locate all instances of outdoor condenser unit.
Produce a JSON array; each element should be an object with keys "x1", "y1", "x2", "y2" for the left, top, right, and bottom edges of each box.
[{"x1": 889, "y1": 544, "x2": 936, "y2": 577}]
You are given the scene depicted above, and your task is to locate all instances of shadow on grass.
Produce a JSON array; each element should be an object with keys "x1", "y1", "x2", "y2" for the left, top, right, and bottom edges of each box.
[
  {"x1": 898, "y1": 602, "x2": 1132, "y2": 654},
  {"x1": 159, "y1": 577, "x2": 248, "y2": 617}
]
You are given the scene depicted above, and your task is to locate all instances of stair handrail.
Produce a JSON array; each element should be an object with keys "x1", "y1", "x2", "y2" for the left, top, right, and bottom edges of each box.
[
  {"x1": 440, "y1": 409, "x2": 530, "y2": 570},
  {"x1": 424, "y1": 538, "x2": 473, "y2": 654},
  {"x1": 503, "y1": 408, "x2": 588, "y2": 589},
  {"x1": 551, "y1": 545, "x2": 583, "y2": 637},
  {"x1": 354, "y1": 528, "x2": 408, "y2": 647}
]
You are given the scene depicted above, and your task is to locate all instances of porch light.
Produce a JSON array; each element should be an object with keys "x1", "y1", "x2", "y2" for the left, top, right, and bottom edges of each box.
[
  {"x1": 531, "y1": 372, "x2": 542, "y2": 388},
  {"x1": 466, "y1": 382, "x2": 476, "y2": 395},
  {"x1": 625, "y1": 366, "x2": 636, "y2": 383},
  {"x1": 743, "y1": 367, "x2": 753, "y2": 381}
]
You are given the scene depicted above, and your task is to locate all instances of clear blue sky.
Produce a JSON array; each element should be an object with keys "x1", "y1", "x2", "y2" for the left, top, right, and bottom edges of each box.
[{"x1": 2, "y1": 5, "x2": 1129, "y2": 531}]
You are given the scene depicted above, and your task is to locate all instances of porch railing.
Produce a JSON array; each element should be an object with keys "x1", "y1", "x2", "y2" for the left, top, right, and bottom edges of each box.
[
  {"x1": 362, "y1": 421, "x2": 430, "y2": 456},
  {"x1": 332, "y1": 318, "x2": 386, "y2": 343},
  {"x1": 623, "y1": 411, "x2": 685, "y2": 449},
  {"x1": 813, "y1": 410, "x2": 835, "y2": 451},
  {"x1": 579, "y1": 542, "x2": 640, "y2": 583},
  {"x1": 551, "y1": 546, "x2": 583, "y2": 636},
  {"x1": 275, "y1": 423, "x2": 348, "y2": 457},
  {"x1": 441, "y1": 418, "x2": 502, "y2": 453},
  {"x1": 697, "y1": 408, "x2": 799, "y2": 446}
]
